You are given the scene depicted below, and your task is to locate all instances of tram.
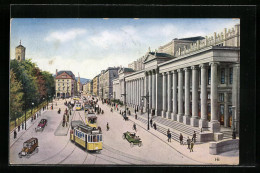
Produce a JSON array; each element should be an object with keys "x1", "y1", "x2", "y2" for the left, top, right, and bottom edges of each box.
[
  {"x1": 75, "y1": 102, "x2": 82, "y2": 111},
  {"x1": 70, "y1": 124, "x2": 102, "y2": 152},
  {"x1": 86, "y1": 112, "x2": 97, "y2": 128}
]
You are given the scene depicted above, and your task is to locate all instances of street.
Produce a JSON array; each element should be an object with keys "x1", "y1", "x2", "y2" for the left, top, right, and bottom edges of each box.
[{"x1": 9, "y1": 97, "x2": 201, "y2": 165}]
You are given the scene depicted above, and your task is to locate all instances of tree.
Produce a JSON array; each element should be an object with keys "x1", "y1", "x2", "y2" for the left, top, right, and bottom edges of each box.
[{"x1": 10, "y1": 69, "x2": 24, "y2": 121}]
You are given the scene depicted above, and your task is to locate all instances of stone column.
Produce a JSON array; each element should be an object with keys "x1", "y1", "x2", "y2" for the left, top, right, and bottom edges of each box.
[
  {"x1": 144, "y1": 73, "x2": 148, "y2": 112},
  {"x1": 210, "y1": 62, "x2": 220, "y2": 132},
  {"x1": 224, "y1": 92, "x2": 229, "y2": 127},
  {"x1": 134, "y1": 80, "x2": 137, "y2": 107},
  {"x1": 199, "y1": 64, "x2": 208, "y2": 128},
  {"x1": 177, "y1": 69, "x2": 184, "y2": 122},
  {"x1": 138, "y1": 78, "x2": 140, "y2": 107},
  {"x1": 155, "y1": 69, "x2": 162, "y2": 116},
  {"x1": 166, "y1": 71, "x2": 172, "y2": 119},
  {"x1": 171, "y1": 70, "x2": 177, "y2": 120},
  {"x1": 131, "y1": 80, "x2": 133, "y2": 106},
  {"x1": 152, "y1": 70, "x2": 156, "y2": 111},
  {"x1": 183, "y1": 67, "x2": 191, "y2": 125},
  {"x1": 161, "y1": 72, "x2": 167, "y2": 117},
  {"x1": 232, "y1": 64, "x2": 240, "y2": 133},
  {"x1": 149, "y1": 72, "x2": 152, "y2": 111},
  {"x1": 191, "y1": 66, "x2": 199, "y2": 127}
]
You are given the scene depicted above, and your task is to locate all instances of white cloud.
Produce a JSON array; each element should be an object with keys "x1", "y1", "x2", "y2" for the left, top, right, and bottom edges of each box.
[{"x1": 45, "y1": 28, "x2": 87, "y2": 43}]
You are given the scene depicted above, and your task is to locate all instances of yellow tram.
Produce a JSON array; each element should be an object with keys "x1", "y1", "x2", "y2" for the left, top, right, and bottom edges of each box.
[
  {"x1": 70, "y1": 124, "x2": 102, "y2": 152},
  {"x1": 75, "y1": 102, "x2": 82, "y2": 111},
  {"x1": 86, "y1": 112, "x2": 97, "y2": 128}
]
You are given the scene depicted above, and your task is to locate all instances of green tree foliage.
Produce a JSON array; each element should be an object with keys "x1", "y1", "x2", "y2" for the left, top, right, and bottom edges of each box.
[
  {"x1": 10, "y1": 59, "x2": 55, "y2": 116},
  {"x1": 10, "y1": 69, "x2": 24, "y2": 121}
]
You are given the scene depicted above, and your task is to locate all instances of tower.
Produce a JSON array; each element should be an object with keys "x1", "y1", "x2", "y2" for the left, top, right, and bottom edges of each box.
[{"x1": 15, "y1": 40, "x2": 26, "y2": 62}]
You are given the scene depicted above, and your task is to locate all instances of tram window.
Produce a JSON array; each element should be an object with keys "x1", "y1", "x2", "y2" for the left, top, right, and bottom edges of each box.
[
  {"x1": 97, "y1": 135, "x2": 99, "y2": 142},
  {"x1": 93, "y1": 136, "x2": 97, "y2": 142},
  {"x1": 75, "y1": 130, "x2": 78, "y2": 136},
  {"x1": 100, "y1": 135, "x2": 102, "y2": 141},
  {"x1": 88, "y1": 135, "x2": 90, "y2": 142}
]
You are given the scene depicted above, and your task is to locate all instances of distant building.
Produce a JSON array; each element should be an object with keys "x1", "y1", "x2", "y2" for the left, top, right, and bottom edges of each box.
[
  {"x1": 113, "y1": 67, "x2": 135, "y2": 102},
  {"x1": 55, "y1": 70, "x2": 77, "y2": 98},
  {"x1": 99, "y1": 67, "x2": 120, "y2": 99},
  {"x1": 92, "y1": 74, "x2": 100, "y2": 97},
  {"x1": 15, "y1": 40, "x2": 26, "y2": 62}
]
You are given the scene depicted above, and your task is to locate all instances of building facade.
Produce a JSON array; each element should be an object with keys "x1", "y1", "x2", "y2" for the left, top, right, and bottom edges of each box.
[
  {"x1": 93, "y1": 74, "x2": 100, "y2": 97},
  {"x1": 112, "y1": 67, "x2": 135, "y2": 103},
  {"x1": 99, "y1": 67, "x2": 120, "y2": 99},
  {"x1": 116, "y1": 24, "x2": 240, "y2": 134},
  {"x1": 55, "y1": 70, "x2": 77, "y2": 98}
]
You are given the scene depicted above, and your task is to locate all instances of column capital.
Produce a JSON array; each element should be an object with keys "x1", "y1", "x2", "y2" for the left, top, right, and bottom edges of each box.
[
  {"x1": 171, "y1": 70, "x2": 177, "y2": 74},
  {"x1": 162, "y1": 72, "x2": 167, "y2": 76},
  {"x1": 209, "y1": 62, "x2": 220, "y2": 66},
  {"x1": 183, "y1": 67, "x2": 190, "y2": 71},
  {"x1": 199, "y1": 63, "x2": 209, "y2": 69},
  {"x1": 191, "y1": 65, "x2": 199, "y2": 70},
  {"x1": 177, "y1": 69, "x2": 183, "y2": 73},
  {"x1": 166, "y1": 71, "x2": 172, "y2": 75},
  {"x1": 232, "y1": 63, "x2": 240, "y2": 68}
]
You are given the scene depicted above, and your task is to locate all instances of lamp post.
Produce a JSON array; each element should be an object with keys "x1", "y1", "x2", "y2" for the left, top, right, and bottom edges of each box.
[
  {"x1": 232, "y1": 106, "x2": 237, "y2": 135},
  {"x1": 141, "y1": 91, "x2": 150, "y2": 130},
  {"x1": 32, "y1": 102, "x2": 34, "y2": 118}
]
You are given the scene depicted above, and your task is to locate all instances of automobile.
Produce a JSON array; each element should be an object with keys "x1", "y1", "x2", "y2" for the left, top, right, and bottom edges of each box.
[
  {"x1": 18, "y1": 138, "x2": 39, "y2": 158},
  {"x1": 122, "y1": 131, "x2": 142, "y2": 147},
  {"x1": 35, "y1": 119, "x2": 47, "y2": 132}
]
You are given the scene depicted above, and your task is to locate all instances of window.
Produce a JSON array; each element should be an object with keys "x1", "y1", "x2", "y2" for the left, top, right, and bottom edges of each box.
[
  {"x1": 219, "y1": 93, "x2": 224, "y2": 102},
  {"x1": 88, "y1": 135, "x2": 90, "y2": 142},
  {"x1": 207, "y1": 93, "x2": 211, "y2": 100},
  {"x1": 229, "y1": 68, "x2": 233, "y2": 84},
  {"x1": 208, "y1": 69, "x2": 211, "y2": 85},
  {"x1": 207, "y1": 103, "x2": 211, "y2": 113},
  {"x1": 220, "y1": 104, "x2": 224, "y2": 115},
  {"x1": 100, "y1": 135, "x2": 102, "y2": 141},
  {"x1": 221, "y1": 69, "x2": 225, "y2": 84},
  {"x1": 97, "y1": 135, "x2": 99, "y2": 142}
]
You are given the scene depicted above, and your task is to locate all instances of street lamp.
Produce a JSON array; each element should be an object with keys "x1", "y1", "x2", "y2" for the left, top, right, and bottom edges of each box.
[
  {"x1": 141, "y1": 91, "x2": 150, "y2": 130},
  {"x1": 31, "y1": 102, "x2": 34, "y2": 118}
]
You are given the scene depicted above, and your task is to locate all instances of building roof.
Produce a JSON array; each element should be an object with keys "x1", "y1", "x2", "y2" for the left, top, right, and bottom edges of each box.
[
  {"x1": 178, "y1": 36, "x2": 205, "y2": 41},
  {"x1": 16, "y1": 45, "x2": 25, "y2": 49},
  {"x1": 55, "y1": 70, "x2": 75, "y2": 79},
  {"x1": 149, "y1": 52, "x2": 174, "y2": 58}
]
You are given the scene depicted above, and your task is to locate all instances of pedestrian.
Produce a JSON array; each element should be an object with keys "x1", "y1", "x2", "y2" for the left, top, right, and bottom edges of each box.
[
  {"x1": 70, "y1": 110, "x2": 71, "y2": 115},
  {"x1": 66, "y1": 121, "x2": 68, "y2": 127},
  {"x1": 67, "y1": 114, "x2": 69, "y2": 122},
  {"x1": 14, "y1": 130, "x2": 17, "y2": 139},
  {"x1": 153, "y1": 122, "x2": 157, "y2": 130},
  {"x1": 133, "y1": 123, "x2": 137, "y2": 132},
  {"x1": 22, "y1": 122, "x2": 24, "y2": 130},
  {"x1": 31, "y1": 116, "x2": 33, "y2": 122},
  {"x1": 167, "y1": 129, "x2": 170, "y2": 135},
  {"x1": 190, "y1": 140, "x2": 194, "y2": 152},
  {"x1": 187, "y1": 137, "x2": 191, "y2": 149},
  {"x1": 168, "y1": 131, "x2": 172, "y2": 142},
  {"x1": 150, "y1": 119, "x2": 153, "y2": 127},
  {"x1": 192, "y1": 131, "x2": 196, "y2": 143},
  {"x1": 129, "y1": 110, "x2": 131, "y2": 115},
  {"x1": 179, "y1": 133, "x2": 183, "y2": 145},
  {"x1": 135, "y1": 114, "x2": 137, "y2": 119},
  {"x1": 135, "y1": 109, "x2": 136, "y2": 114},
  {"x1": 18, "y1": 125, "x2": 20, "y2": 132}
]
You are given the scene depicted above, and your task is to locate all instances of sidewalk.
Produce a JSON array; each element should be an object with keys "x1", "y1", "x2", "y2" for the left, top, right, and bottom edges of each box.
[
  {"x1": 98, "y1": 102, "x2": 239, "y2": 165},
  {"x1": 9, "y1": 109, "x2": 48, "y2": 147}
]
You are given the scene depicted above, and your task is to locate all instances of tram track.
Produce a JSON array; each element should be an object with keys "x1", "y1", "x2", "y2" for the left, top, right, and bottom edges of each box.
[
  {"x1": 102, "y1": 144, "x2": 165, "y2": 164},
  {"x1": 35, "y1": 110, "x2": 77, "y2": 164}
]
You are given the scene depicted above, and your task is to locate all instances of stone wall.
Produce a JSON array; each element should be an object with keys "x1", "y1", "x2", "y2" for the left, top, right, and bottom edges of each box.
[{"x1": 209, "y1": 139, "x2": 239, "y2": 155}]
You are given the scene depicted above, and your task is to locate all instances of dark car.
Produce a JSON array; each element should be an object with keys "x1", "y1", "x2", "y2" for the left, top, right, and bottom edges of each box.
[
  {"x1": 35, "y1": 119, "x2": 47, "y2": 132},
  {"x1": 18, "y1": 138, "x2": 39, "y2": 158}
]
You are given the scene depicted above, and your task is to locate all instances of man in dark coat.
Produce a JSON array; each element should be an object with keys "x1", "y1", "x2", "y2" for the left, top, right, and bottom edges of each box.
[
  {"x1": 179, "y1": 133, "x2": 183, "y2": 145},
  {"x1": 187, "y1": 137, "x2": 191, "y2": 149},
  {"x1": 153, "y1": 122, "x2": 157, "y2": 130},
  {"x1": 150, "y1": 119, "x2": 153, "y2": 127},
  {"x1": 192, "y1": 131, "x2": 196, "y2": 143}
]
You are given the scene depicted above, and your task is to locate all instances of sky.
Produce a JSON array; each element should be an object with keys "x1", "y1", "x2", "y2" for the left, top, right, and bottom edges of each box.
[{"x1": 10, "y1": 18, "x2": 240, "y2": 79}]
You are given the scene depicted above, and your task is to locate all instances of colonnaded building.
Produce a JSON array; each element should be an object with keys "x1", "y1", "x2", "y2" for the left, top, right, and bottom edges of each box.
[{"x1": 113, "y1": 24, "x2": 240, "y2": 136}]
